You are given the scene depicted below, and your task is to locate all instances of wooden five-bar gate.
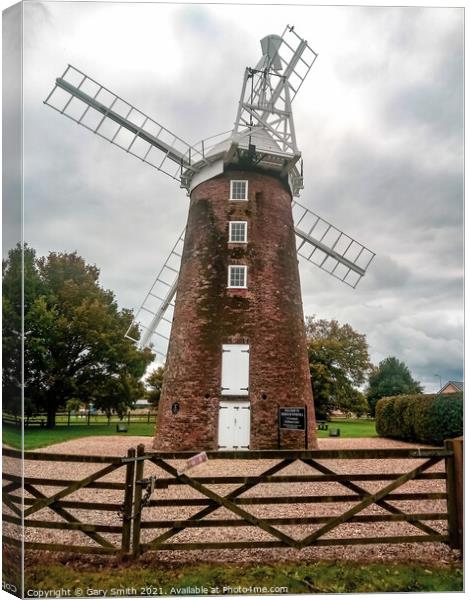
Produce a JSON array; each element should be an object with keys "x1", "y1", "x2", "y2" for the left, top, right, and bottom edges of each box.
[{"x1": 2, "y1": 439, "x2": 463, "y2": 558}]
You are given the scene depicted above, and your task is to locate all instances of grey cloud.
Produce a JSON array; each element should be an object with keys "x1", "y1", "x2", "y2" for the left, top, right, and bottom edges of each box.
[
  {"x1": 361, "y1": 255, "x2": 411, "y2": 291},
  {"x1": 382, "y1": 61, "x2": 463, "y2": 142},
  {"x1": 15, "y1": 3, "x2": 463, "y2": 392},
  {"x1": 310, "y1": 134, "x2": 461, "y2": 216}
]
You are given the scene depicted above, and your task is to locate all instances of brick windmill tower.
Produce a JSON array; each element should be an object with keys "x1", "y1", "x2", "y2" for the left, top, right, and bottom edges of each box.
[{"x1": 45, "y1": 26, "x2": 374, "y2": 451}]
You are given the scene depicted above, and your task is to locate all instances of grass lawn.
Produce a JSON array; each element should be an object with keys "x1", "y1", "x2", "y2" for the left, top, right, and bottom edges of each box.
[
  {"x1": 317, "y1": 418, "x2": 377, "y2": 439},
  {"x1": 22, "y1": 560, "x2": 462, "y2": 594},
  {"x1": 3, "y1": 418, "x2": 376, "y2": 451},
  {"x1": 2, "y1": 422, "x2": 156, "y2": 450}
]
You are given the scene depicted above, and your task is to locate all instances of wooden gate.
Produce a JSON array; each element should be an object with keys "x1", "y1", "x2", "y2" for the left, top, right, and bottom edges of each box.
[
  {"x1": 2, "y1": 439, "x2": 463, "y2": 558},
  {"x1": 2, "y1": 447, "x2": 134, "y2": 556}
]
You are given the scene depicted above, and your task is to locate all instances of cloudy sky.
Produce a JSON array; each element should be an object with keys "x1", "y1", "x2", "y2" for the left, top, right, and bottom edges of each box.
[{"x1": 6, "y1": 1, "x2": 464, "y2": 391}]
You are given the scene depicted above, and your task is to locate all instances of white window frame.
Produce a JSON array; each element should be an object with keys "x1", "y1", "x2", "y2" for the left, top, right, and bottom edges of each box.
[
  {"x1": 228, "y1": 265, "x2": 247, "y2": 289},
  {"x1": 230, "y1": 180, "x2": 248, "y2": 201},
  {"x1": 229, "y1": 221, "x2": 248, "y2": 243}
]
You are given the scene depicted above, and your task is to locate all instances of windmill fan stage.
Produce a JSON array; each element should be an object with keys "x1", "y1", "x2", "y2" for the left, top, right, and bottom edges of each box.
[{"x1": 45, "y1": 25, "x2": 375, "y2": 451}]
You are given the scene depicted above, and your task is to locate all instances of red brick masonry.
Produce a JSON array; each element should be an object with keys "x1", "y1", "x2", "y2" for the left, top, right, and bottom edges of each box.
[{"x1": 154, "y1": 169, "x2": 317, "y2": 450}]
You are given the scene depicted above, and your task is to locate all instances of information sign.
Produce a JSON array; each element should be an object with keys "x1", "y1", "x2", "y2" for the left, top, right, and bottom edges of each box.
[{"x1": 278, "y1": 407, "x2": 306, "y2": 431}]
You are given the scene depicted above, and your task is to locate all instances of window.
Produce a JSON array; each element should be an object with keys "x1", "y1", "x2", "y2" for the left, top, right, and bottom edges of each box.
[
  {"x1": 229, "y1": 221, "x2": 247, "y2": 243},
  {"x1": 221, "y1": 344, "x2": 250, "y2": 396},
  {"x1": 230, "y1": 180, "x2": 248, "y2": 201},
  {"x1": 228, "y1": 265, "x2": 247, "y2": 288}
]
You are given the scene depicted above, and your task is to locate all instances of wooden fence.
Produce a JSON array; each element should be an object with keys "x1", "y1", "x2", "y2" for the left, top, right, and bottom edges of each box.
[
  {"x1": 2, "y1": 439, "x2": 463, "y2": 558},
  {"x1": 2, "y1": 410, "x2": 158, "y2": 428}
]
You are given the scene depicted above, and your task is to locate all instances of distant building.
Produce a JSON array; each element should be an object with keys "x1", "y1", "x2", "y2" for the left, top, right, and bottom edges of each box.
[
  {"x1": 438, "y1": 381, "x2": 464, "y2": 395},
  {"x1": 133, "y1": 398, "x2": 151, "y2": 409}
]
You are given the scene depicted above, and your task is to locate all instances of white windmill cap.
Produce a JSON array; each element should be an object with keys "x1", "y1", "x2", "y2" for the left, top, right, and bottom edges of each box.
[
  {"x1": 203, "y1": 127, "x2": 284, "y2": 161},
  {"x1": 187, "y1": 125, "x2": 301, "y2": 195}
]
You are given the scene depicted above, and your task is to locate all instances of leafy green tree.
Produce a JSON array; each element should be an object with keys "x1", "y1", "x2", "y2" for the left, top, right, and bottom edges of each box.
[
  {"x1": 306, "y1": 316, "x2": 372, "y2": 420},
  {"x1": 146, "y1": 366, "x2": 165, "y2": 408},
  {"x1": 343, "y1": 388, "x2": 369, "y2": 418},
  {"x1": 2, "y1": 245, "x2": 154, "y2": 427},
  {"x1": 65, "y1": 398, "x2": 83, "y2": 414},
  {"x1": 2, "y1": 245, "x2": 44, "y2": 415},
  {"x1": 93, "y1": 372, "x2": 146, "y2": 419},
  {"x1": 367, "y1": 356, "x2": 423, "y2": 416}
]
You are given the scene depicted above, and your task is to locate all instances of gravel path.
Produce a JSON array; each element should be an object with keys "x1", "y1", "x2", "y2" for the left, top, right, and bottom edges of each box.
[{"x1": 3, "y1": 436, "x2": 460, "y2": 566}]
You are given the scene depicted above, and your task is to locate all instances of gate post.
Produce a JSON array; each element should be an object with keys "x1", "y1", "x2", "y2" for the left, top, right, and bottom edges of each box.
[
  {"x1": 121, "y1": 447, "x2": 136, "y2": 556},
  {"x1": 445, "y1": 437, "x2": 463, "y2": 553},
  {"x1": 132, "y1": 443, "x2": 145, "y2": 558}
]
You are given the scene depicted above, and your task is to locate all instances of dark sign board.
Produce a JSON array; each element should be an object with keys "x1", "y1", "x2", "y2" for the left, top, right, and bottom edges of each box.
[{"x1": 278, "y1": 407, "x2": 306, "y2": 431}]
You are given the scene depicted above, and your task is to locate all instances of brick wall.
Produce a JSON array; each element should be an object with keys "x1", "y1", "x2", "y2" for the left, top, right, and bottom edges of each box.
[{"x1": 154, "y1": 169, "x2": 317, "y2": 450}]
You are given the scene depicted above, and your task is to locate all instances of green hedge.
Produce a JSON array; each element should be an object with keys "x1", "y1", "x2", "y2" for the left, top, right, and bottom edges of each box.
[{"x1": 376, "y1": 392, "x2": 463, "y2": 445}]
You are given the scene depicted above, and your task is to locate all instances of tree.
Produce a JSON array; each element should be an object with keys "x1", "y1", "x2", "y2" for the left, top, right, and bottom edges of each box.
[
  {"x1": 367, "y1": 356, "x2": 423, "y2": 416},
  {"x1": 2, "y1": 245, "x2": 154, "y2": 427},
  {"x1": 306, "y1": 316, "x2": 372, "y2": 420},
  {"x1": 146, "y1": 366, "x2": 165, "y2": 408},
  {"x1": 2, "y1": 245, "x2": 44, "y2": 416}
]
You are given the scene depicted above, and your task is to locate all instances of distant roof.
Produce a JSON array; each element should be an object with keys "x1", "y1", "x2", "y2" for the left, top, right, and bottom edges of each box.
[{"x1": 438, "y1": 381, "x2": 464, "y2": 394}]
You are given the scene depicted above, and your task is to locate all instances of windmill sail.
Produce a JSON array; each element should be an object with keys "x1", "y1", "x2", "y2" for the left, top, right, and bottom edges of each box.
[
  {"x1": 293, "y1": 200, "x2": 375, "y2": 288},
  {"x1": 125, "y1": 229, "x2": 185, "y2": 356},
  {"x1": 44, "y1": 65, "x2": 205, "y2": 188}
]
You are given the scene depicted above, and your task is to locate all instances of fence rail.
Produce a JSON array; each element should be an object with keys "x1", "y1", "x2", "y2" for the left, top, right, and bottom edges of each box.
[
  {"x1": 2, "y1": 439, "x2": 463, "y2": 558},
  {"x1": 2, "y1": 410, "x2": 158, "y2": 428}
]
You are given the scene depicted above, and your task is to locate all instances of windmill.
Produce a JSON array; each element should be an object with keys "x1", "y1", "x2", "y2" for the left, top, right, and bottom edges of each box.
[{"x1": 45, "y1": 25, "x2": 375, "y2": 451}]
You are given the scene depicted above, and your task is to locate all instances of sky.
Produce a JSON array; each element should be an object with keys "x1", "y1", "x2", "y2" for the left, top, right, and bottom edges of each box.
[{"x1": 3, "y1": 1, "x2": 464, "y2": 392}]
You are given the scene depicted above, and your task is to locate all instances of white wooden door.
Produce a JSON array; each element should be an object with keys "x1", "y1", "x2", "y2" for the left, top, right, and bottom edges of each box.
[
  {"x1": 235, "y1": 403, "x2": 251, "y2": 448},
  {"x1": 218, "y1": 401, "x2": 250, "y2": 449},
  {"x1": 221, "y1": 344, "x2": 249, "y2": 396}
]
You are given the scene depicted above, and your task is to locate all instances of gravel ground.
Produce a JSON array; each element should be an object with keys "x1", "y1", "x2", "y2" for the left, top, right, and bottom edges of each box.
[{"x1": 3, "y1": 436, "x2": 460, "y2": 566}]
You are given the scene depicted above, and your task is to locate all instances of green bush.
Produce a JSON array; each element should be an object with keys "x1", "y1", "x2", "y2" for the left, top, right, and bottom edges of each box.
[
  {"x1": 426, "y1": 393, "x2": 464, "y2": 444},
  {"x1": 376, "y1": 393, "x2": 463, "y2": 445}
]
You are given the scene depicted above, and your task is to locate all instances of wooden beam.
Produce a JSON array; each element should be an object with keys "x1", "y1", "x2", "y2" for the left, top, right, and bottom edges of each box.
[
  {"x1": 2, "y1": 447, "x2": 124, "y2": 463},
  {"x1": 3, "y1": 515, "x2": 122, "y2": 533},
  {"x1": 153, "y1": 457, "x2": 300, "y2": 549},
  {"x1": 3, "y1": 473, "x2": 125, "y2": 490},
  {"x1": 299, "y1": 456, "x2": 442, "y2": 547},
  {"x1": 143, "y1": 491, "x2": 446, "y2": 507},
  {"x1": 121, "y1": 448, "x2": 451, "y2": 460},
  {"x1": 24, "y1": 483, "x2": 116, "y2": 549},
  {"x1": 301, "y1": 458, "x2": 443, "y2": 538},
  {"x1": 121, "y1": 447, "x2": 136, "y2": 556},
  {"x1": 24, "y1": 541, "x2": 118, "y2": 555},
  {"x1": 445, "y1": 437, "x2": 463, "y2": 552},
  {"x1": 10, "y1": 496, "x2": 124, "y2": 511},
  {"x1": 148, "y1": 472, "x2": 445, "y2": 486},
  {"x1": 2, "y1": 492, "x2": 23, "y2": 517},
  {"x1": 145, "y1": 457, "x2": 294, "y2": 550},
  {"x1": 24, "y1": 462, "x2": 123, "y2": 517},
  {"x1": 141, "y1": 534, "x2": 449, "y2": 552},
  {"x1": 139, "y1": 512, "x2": 448, "y2": 529},
  {"x1": 131, "y1": 444, "x2": 145, "y2": 558}
]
